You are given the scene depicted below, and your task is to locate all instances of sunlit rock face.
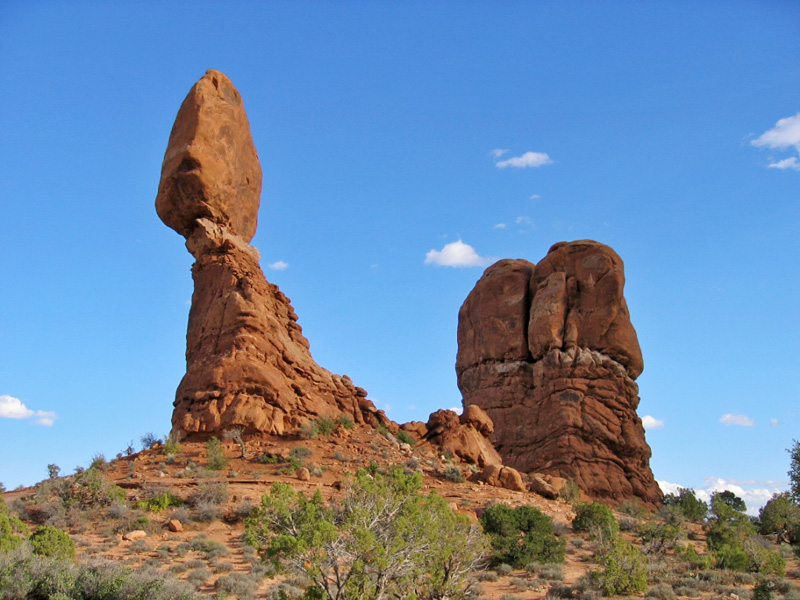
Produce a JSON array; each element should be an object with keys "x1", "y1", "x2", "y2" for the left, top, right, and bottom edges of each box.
[
  {"x1": 157, "y1": 70, "x2": 391, "y2": 438},
  {"x1": 456, "y1": 240, "x2": 661, "y2": 506}
]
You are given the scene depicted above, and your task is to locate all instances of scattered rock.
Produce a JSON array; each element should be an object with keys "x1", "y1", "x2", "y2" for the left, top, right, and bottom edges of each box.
[
  {"x1": 167, "y1": 519, "x2": 183, "y2": 532},
  {"x1": 296, "y1": 467, "x2": 311, "y2": 481},
  {"x1": 457, "y1": 240, "x2": 661, "y2": 506},
  {"x1": 473, "y1": 465, "x2": 526, "y2": 492},
  {"x1": 423, "y1": 409, "x2": 501, "y2": 468},
  {"x1": 122, "y1": 530, "x2": 147, "y2": 541}
]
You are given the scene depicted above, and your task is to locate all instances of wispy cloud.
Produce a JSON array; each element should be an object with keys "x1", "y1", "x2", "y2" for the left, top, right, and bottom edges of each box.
[
  {"x1": 768, "y1": 157, "x2": 800, "y2": 170},
  {"x1": 770, "y1": 418, "x2": 780, "y2": 427},
  {"x1": 719, "y1": 413, "x2": 755, "y2": 427},
  {"x1": 496, "y1": 151, "x2": 553, "y2": 169},
  {"x1": 752, "y1": 112, "x2": 800, "y2": 170},
  {"x1": 0, "y1": 395, "x2": 57, "y2": 426},
  {"x1": 529, "y1": 194, "x2": 541, "y2": 200},
  {"x1": 493, "y1": 223, "x2": 507, "y2": 229},
  {"x1": 490, "y1": 148, "x2": 509, "y2": 158},
  {"x1": 447, "y1": 406, "x2": 464, "y2": 415},
  {"x1": 268, "y1": 261, "x2": 288, "y2": 271},
  {"x1": 641, "y1": 415, "x2": 664, "y2": 430},
  {"x1": 515, "y1": 216, "x2": 533, "y2": 226},
  {"x1": 424, "y1": 240, "x2": 493, "y2": 268}
]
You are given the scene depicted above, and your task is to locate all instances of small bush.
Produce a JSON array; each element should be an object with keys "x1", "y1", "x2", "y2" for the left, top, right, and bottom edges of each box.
[
  {"x1": 140, "y1": 432, "x2": 160, "y2": 450},
  {"x1": 29, "y1": 525, "x2": 76, "y2": 559},
  {"x1": 163, "y1": 431, "x2": 182, "y2": 456},
  {"x1": 559, "y1": 480, "x2": 581, "y2": 503},
  {"x1": 89, "y1": 453, "x2": 107, "y2": 471},
  {"x1": 572, "y1": 502, "x2": 619, "y2": 538},
  {"x1": 313, "y1": 416, "x2": 336, "y2": 436},
  {"x1": 189, "y1": 482, "x2": 228, "y2": 507},
  {"x1": 396, "y1": 430, "x2": 415, "y2": 446},
  {"x1": 619, "y1": 498, "x2": 647, "y2": 519},
  {"x1": 288, "y1": 446, "x2": 313, "y2": 463},
  {"x1": 335, "y1": 415, "x2": 355, "y2": 430},
  {"x1": 205, "y1": 437, "x2": 229, "y2": 471},
  {"x1": 0, "y1": 498, "x2": 27, "y2": 552},
  {"x1": 663, "y1": 487, "x2": 708, "y2": 522},
  {"x1": 638, "y1": 521, "x2": 682, "y2": 555},
  {"x1": 47, "y1": 464, "x2": 61, "y2": 480},
  {"x1": 444, "y1": 465, "x2": 465, "y2": 483},
  {"x1": 596, "y1": 535, "x2": 648, "y2": 596},
  {"x1": 137, "y1": 491, "x2": 183, "y2": 513},
  {"x1": 481, "y1": 503, "x2": 566, "y2": 567}
]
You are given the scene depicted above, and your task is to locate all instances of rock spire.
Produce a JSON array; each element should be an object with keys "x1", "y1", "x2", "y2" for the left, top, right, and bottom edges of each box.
[{"x1": 156, "y1": 70, "x2": 390, "y2": 438}]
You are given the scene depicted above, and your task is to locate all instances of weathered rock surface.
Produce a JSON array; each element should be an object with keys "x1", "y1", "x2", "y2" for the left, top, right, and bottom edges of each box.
[
  {"x1": 472, "y1": 464, "x2": 527, "y2": 492},
  {"x1": 158, "y1": 70, "x2": 390, "y2": 438},
  {"x1": 456, "y1": 240, "x2": 661, "y2": 506},
  {"x1": 422, "y1": 409, "x2": 502, "y2": 468}
]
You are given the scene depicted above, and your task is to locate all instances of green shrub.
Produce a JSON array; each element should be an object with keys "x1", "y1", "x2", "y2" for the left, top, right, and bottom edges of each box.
[
  {"x1": 47, "y1": 464, "x2": 61, "y2": 480},
  {"x1": 596, "y1": 535, "x2": 648, "y2": 596},
  {"x1": 759, "y1": 493, "x2": 800, "y2": 538},
  {"x1": 137, "y1": 491, "x2": 183, "y2": 512},
  {"x1": 396, "y1": 430, "x2": 415, "y2": 446},
  {"x1": 676, "y1": 543, "x2": 713, "y2": 570},
  {"x1": 163, "y1": 431, "x2": 182, "y2": 456},
  {"x1": 245, "y1": 468, "x2": 487, "y2": 600},
  {"x1": 89, "y1": 453, "x2": 107, "y2": 471},
  {"x1": 54, "y1": 467, "x2": 126, "y2": 510},
  {"x1": 663, "y1": 487, "x2": 708, "y2": 522},
  {"x1": 619, "y1": 498, "x2": 648, "y2": 519},
  {"x1": 335, "y1": 415, "x2": 355, "y2": 430},
  {"x1": 559, "y1": 479, "x2": 581, "y2": 503},
  {"x1": 714, "y1": 543, "x2": 749, "y2": 571},
  {"x1": 638, "y1": 521, "x2": 682, "y2": 555},
  {"x1": 572, "y1": 502, "x2": 619, "y2": 538},
  {"x1": 0, "y1": 497, "x2": 27, "y2": 552},
  {"x1": 205, "y1": 437, "x2": 229, "y2": 471},
  {"x1": 443, "y1": 464, "x2": 465, "y2": 483},
  {"x1": 480, "y1": 503, "x2": 566, "y2": 567},
  {"x1": 313, "y1": 416, "x2": 336, "y2": 436},
  {"x1": 29, "y1": 525, "x2": 76, "y2": 559}
]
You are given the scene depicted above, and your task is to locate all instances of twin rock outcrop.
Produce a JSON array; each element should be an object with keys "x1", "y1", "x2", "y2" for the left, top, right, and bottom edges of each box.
[{"x1": 156, "y1": 70, "x2": 660, "y2": 506}]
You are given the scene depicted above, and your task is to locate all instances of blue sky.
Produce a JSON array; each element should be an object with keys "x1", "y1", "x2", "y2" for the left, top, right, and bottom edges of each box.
[{"x1": 1, "y1": 1, "x2": 798, "y2": 511}]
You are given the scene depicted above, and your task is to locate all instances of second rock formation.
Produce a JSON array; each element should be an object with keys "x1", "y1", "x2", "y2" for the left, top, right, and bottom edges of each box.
[{"x1": 456, "y1": 240, "x2": 661, "y2": 505}]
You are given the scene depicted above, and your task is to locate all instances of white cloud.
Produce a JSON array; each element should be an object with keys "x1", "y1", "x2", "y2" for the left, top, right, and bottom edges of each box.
[
  {"x1": 447, "y1": 406, "x2": 463, "y2": 415},
  {"x1": 768, "y1": 157, "x2": 800, "y2": 170},
  {"x1": 268, "y1": 261, "x2": 288, "y2": 270},
  {"x1": 490, "y1": 148, "x2": 509, "y2": 158},
  {"x1": 641, "y1": 415, "x2": 664, "y2": 430},
  {"x1": 658, "y1": 477, "x2": 786, "y2": 516},
  {"x1": 496, "y1": 151, "x2": 553, "y2": 169},
  {"x1": 752, "y1": 113, "x2": 800, "y2": 170},
  {"x1": 424, "y1": 240, "x2": 493, "y2": 268},
  {"x1": 770, "y1": 418, "x2": 780, "y2": 427},
  {"x1": 529, "y1": 194, "x2": 541, "y2": 200},
  {"x1": 0, "y1": 395, "x2": 57, "y2": 426},
  {"x1": 719, "y1": 413, "x2": 755, "y2": 426},
  {"x1": 752, "y1": 112, "x2": 800, "y2": 151},
  {"x1": 515, "y1": 216, "x2": 533, "y2": 225},
  {"x1": 493, "y1": 223, "x2": 507, "y2": 229}
]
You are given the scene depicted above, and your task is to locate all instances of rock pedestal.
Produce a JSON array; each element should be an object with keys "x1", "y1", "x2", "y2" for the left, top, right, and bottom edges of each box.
[
  {"x1": 157, "y1": 70, "x2": 389, "y2": 437},
  {"x1": 456, "y1": 240, "x2": 661, "y2": 506}
]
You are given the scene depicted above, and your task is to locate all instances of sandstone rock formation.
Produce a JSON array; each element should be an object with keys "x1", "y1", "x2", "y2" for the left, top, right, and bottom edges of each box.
[
  {"x1": 422, "y1": 408, "x2": 502, "y2": 468},
  {"x1": 157, "y1": 70, "x2": 390, "y2": 438},
  {"x1": 456, "y1": 240, "x2": 661, "y2": 506}
]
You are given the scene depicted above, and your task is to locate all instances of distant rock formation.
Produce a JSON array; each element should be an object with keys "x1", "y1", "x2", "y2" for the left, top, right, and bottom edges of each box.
[
  {"x1": 156, "y1": 70, "x2": 390, "y2": 437},
  {"x1": 456, "y1": 240, "x2": 661, "y2": 506}
]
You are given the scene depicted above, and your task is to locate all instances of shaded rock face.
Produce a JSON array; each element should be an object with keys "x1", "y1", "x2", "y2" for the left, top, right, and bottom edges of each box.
[
  {"x1": 456, "y1": 240, "x2": 661, "y2": 506},
  {"x1": 157, "y1": 70, "x2": 390, "y2": 437}
]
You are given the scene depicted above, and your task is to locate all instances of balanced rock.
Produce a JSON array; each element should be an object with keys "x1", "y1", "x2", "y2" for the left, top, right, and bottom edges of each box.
[
  {"x1": 157, "y1": 71, "x2": 391, "y2": 437},
  {"x1": 456, "y1": 240, "x2": 661, "y2": 506}
]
